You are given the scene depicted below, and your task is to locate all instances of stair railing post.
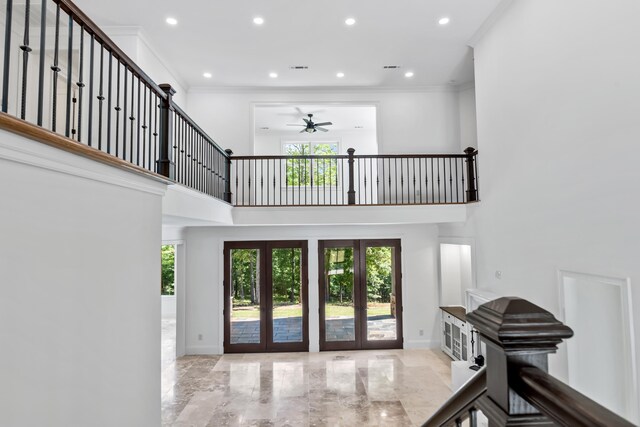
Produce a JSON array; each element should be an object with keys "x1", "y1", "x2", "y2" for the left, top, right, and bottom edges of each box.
[
  {"x1": 466, "y1": 297, "x2": 573, "y2": 426},
  {"x1": 464, "y1": 147, "x2": 478, "y2": 202},
  {"x1": 347, "y1": 147, "x2": 355, "y2": 205},
  {"x1": 224, "y1": 149, "x2": 233, "y2": 203},
  {"x1": 157, "y1": 83, "x2": 176, "y2": 179}
]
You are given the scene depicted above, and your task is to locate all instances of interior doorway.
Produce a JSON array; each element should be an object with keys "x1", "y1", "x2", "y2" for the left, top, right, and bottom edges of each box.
[
  {"x1": 161, "y1": 244, "x2": 177, "y2": 363},
  {"x1": 318, "y1": 239, "x2": 403, "y2": 351},
  {"x1": 223, "y1": 240, "x2": 309, "y2": 353}
]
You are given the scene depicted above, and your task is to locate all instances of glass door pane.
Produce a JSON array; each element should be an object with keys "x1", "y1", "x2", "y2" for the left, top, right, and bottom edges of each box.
[
  {"x1": 230, "y1": 248, "x2": 261, "y2": 345},
  {"x1": 271, "y1": 248, "x2": 303, "y2": 343},
  {"x1": 364, "y1": 246, "x2": 397, "y2": 341},
  {"x1": 323, "y1": 247, "x2": 356, "y2": 343}
]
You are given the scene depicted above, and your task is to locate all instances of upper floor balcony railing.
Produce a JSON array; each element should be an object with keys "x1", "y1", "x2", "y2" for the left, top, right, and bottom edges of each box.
[
  {"x1": 0, "y1": 0, "x2": 478, "y2": 208},
  {"x1": 231, "y1": 148, "x2": 479, "y2": 206},
  {"x1": 0, "y1": 0, "x2": 231, "y2": 200}
]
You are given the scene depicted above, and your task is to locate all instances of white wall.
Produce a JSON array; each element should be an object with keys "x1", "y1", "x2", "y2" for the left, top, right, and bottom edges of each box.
[
  {"x1": 183, "y1": 224, "x2": 441, "y2": 354},
  {"x1": 441, "y1": 0, "x2": 640, "y2": 420},
  {"x1": 254, "y1": 129, "x2": 378, "y2": 156},
  {"x1": 0, "y1": 130, "x2": 165, "y2": 426},
  {"x1": 106, "y1": 29, "x2": 188, "y2": 106},
  {"x1": 186, "y1": 89, "x2": 463, "y2": 155},
  {"x1": 440, "y1": 244, "x2": 472, "y2": 306},
  {"x1": 457, "y1": 85, "x2": 478, "y2": 151}
]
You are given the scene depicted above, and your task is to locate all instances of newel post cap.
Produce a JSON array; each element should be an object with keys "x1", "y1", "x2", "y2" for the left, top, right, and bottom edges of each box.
[
  {"x1": 466, "y1": 297, "x2": 573, "y2": 353},
  {"x1": 159, "y1": 83, "x2": 177, "y2": 97},
  {"x1": 464, "y1": 146, "x2": 477, "y2": 155}
]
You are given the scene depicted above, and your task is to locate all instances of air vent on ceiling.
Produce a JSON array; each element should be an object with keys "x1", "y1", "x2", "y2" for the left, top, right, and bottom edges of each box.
[
  {"x1": 383, "y1": 65, "x2": 402, "y2": 69},
  {"x1": 290, "y1": 66, "x2": 309, "y2": 70}
]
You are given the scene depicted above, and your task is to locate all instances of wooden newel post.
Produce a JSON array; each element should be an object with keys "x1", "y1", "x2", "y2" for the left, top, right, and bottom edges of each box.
[
  {"x1": 467, "y1": 297, "x2": 573, "y2": 426},
  {"x1": 224, "y1": 149, "x2": 233, "y2": 203},
  {"x1": 347, "y1": 148, "x2": 355, "y2": 205},
  {"x1": 464, "y1": 147, "x2": 478, "y2": 202},
  {"x1": 158, "y1": 84, "x2": 176, "y2": 179}
]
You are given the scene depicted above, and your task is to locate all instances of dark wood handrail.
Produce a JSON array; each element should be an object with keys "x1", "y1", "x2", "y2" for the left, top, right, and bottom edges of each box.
[
  {"x1": 515, "y1": 366, "x2": 635, "y2": 427},
  {"x1": 172, "y1": 103, "x2": 229, "y2": 156},
  {"x1": 354, "y1": 153, "x2": 472, "y2": 159},
  {"x1": 231, "y1": 154, "x2": 349, "y2": 160},
  {"x1": 422, "y1": 369, "x2": 487, "y2": 427},
  {"x1": 0, "y1": 112, "x2": 171, "y2": 184},
  {"x1": 53, "y1": 0, "x2": 168, "y2": 99}
]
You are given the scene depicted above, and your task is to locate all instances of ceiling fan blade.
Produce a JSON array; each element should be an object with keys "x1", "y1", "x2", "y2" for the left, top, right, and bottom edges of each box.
[
  {"x1": 287, "y1": 124, "x2": 306, "y2": 126},
  {"x1": 299, "y1": 129, "x2": 307, "y2": 133},
  {"x1": 295, "y1": 107, "x2": 306, "y2": 116},
  {"x1": 314, "y1": 122, "x2": 332, "y2": 126},
  {"x1": 303, "y1": 118, "x2": 311, "y2": 124},
  {"x1": 316, "y1": 127, "x2": 329, "y2": 132}
]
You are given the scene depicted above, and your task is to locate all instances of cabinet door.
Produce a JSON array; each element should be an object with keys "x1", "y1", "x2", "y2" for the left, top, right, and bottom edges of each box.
[
  {"x1": 444, "y1": 322, "x2": 452, "y2": 351},
  {"x1": 461, "y1": 330, "x2": 468, "y2": 361},
  {"x1": 452, "y1": 324, "x2": 461, "y2": 359}
]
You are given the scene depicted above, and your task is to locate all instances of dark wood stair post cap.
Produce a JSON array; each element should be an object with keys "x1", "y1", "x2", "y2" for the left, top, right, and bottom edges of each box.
[
  {"x1": 466, "y1": 296, "x2": 573, "y2": 353},
  {"x1": 464, "y1": 146, "x2": 477, "y2": 155},
  {"x1": 466, "y1": 297, "x2": 574, "y2": 425}
]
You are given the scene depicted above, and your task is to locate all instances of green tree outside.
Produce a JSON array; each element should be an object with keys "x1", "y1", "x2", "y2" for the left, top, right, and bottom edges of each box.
[{"x1": 161, "y1": 245, "x2": 175, "y2": 295}]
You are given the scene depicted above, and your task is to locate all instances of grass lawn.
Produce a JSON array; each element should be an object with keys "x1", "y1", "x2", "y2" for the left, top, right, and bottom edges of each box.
[{"x1": 232, "y1": 302, "x2": 391, "y2": 320}]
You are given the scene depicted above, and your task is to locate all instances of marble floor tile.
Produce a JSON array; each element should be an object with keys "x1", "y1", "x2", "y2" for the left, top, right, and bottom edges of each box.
[{"x1": 162, "y1": 319, "x2": 454, "y2": 426}]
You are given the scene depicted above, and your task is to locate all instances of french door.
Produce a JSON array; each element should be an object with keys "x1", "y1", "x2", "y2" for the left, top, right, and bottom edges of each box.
[
  {"x1": 223, "y1": 241, "x2": 308, "y2": 353},
  {"x1": 318, "y1": 239, "x2": 403, "y2": 351}
]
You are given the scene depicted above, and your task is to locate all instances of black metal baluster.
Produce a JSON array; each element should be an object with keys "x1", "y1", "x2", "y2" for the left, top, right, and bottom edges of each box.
[
  {"x1": 455, "y1": 157, "x2": 459, "y2": 203},
  {"x1": 65, "y1": 14, "x2": 73, "y2": 137},
  {"x1": 418, "y1": 158, "x2": 423, "y2": 203},
  {"x1": 153, "y1": 93, "x2": 158, "y2": 172},
  {"x1": 235, "y1": 156, "x2": 239, "y2": 204},
  {"x1": 50, "y1": 5, "x2": 61, "y2": 130},
  {"x1": 1, "y1": 0, "x2": 13, "y2": 113},
  {"x1": 395, "y1": 158, "x2": 399, "y2": 204},
  {"x1": 449, "y1": 158, "x2": 454, "y2": 203},
  {"x1": 430, "y1": 158, "x2": 435, "y2": 203},
  {"x1": 122, "y1": 66, "x2": 128, "y2": 160},
  {"x1": 469, "y1": 408, "x2": 478, "y2": 427},
  {"x1": 253, "y1": 158, "x2": 257, "y2": 205},
  {"x1": 437, "y1": 158, "x2": 441, "y2": 203},
  {"x1": 36, "y1": 0, "x2": 47, "y2": 125},
  {"x1": 76, "y1": 26, "x2": 84, "y2": 142},
  {"x1": 298, "y1": 158, "x2": 301, "y2": 205},
  {"x1": 412, "y1": 158, "x2": 416, "y2": 203},
  {"x1": 370, "y1": 157, "x2": 374, "y2": 204},
  {"x1": 70, "y1": 89, "x2": 76, "y2": 139},
  {"x1": 141, "y1": 85, "x2": 147, "y2": 168},
  {"x1": 97, "y1": 44, "x2": 104, "y2": 150},
  {"x1": 135, "y1": 79, "x2": 141, "y2": 164},
  {"x1": 266, "y1": 157, "x2": 270, "y2": 204},
  {"x1": 131, "y1": 76, "x2": 138, "y2": 163},
  {"x1": 114, "y1": 61, "x2": 120, "y2": 157},
  {"x1": 442, "y1": 158, "x2": 447, "y2": 202},
  {"x1": 87, "y1": 35, "x2": 94, "y2": 146},
  {"x1": 19, "y1": 0, "x2": 31, "y2": 120},
  {"x1": 243, "y1": 159, "x2": 247, "y2": 205},
  {"x1": 388, "y1": 159, "x2": 392, "y2": 205},
  {"x1": 455, "y1": 418, "x2": 462, "y2": 427}
]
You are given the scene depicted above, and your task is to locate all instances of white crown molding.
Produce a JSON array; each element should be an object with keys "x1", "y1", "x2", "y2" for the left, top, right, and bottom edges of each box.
[
  {"x1": 467, "y1": 0, "x2": 514, "y2": 48},
  {"x1": 101, "y1": 26, "x2": 189, "y2": 93},
  {"x1": 0, "y1": 131, "x2": 167, "y2": 196},
  {"x1": 187, "y1": 83, "x2": 475, "y2": 95}
]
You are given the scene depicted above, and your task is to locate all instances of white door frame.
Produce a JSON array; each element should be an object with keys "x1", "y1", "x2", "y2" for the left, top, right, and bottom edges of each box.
[{"x1": 164, "y1": 239, "x2": 186, "y2": 357}]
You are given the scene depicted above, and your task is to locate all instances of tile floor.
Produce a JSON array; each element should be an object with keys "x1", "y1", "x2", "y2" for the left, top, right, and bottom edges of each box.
[{"x1": 162, "y1": 319, "x2": 454, "y2": 426}]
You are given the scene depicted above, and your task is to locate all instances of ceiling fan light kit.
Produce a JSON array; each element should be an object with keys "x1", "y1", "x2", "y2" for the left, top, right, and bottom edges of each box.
[{"x1": 287, "y1": 113, "x2": 333, "y2": 133}]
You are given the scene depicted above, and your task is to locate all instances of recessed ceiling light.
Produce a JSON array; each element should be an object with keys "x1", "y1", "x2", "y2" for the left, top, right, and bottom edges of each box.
[
  {"x1": 269, "y1": 72, "x2": 278, "y2": 78},
  {"x1": 203, "y1": 72, "x2": 212, "y2": 79},
  {"x1": 253, "y1": 16, "x2": 264, "y2": 25},
  {"x1": 166, "y1": 17, "x2": 178, "y2": 26},
  {"x1": 345, "y1": 18, "x2": 356, "y2": 26},
  {"x1": 405, "y1": 71, "x2": 414, "y2": 78},
  {"x1": 336, "y1": 72, "x2": 345, "y2": 78},
  {"x1": 438, "y1": 17, "x2": 450, "y2": 25}
]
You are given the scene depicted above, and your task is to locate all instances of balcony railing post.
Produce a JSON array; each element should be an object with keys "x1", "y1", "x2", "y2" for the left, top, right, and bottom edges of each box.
[
  {"x1": 224, "y1": 149, "x2": 233, "y2": 203},
  {"x1": 157, "y1": 83, "x2": 176, "y2": 179},
  {"x1": 464, "y1": 147, "x2": 478, "y2": 202},
  {"x1": 347, "y1": 148, "x2": 355, "y2": 205},
  {"x1": 466, "y1": 297, "x2": 573, "y2": 425}
]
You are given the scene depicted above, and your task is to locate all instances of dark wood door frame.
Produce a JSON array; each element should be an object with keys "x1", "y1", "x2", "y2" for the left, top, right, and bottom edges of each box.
[
  {"x1": 318, "y1": 239, "x2": 403, "y2": 351},
  {"x1": 223, "y1": 240, "x2": 309, "y2": 353}
]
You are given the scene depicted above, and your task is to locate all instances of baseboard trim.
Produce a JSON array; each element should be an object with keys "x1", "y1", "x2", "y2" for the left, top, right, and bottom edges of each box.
[
  {"x1": 185, "y1": 345, "x2": 222, "y2": 355},
  {"x1": 404, "y1": 339, "x2": 437, "y2": 349}
]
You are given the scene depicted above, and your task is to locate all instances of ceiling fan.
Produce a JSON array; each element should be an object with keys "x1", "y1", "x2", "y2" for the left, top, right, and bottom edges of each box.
[{"x1": 287, "y1": 113, "x2": 333, "y2": 133}]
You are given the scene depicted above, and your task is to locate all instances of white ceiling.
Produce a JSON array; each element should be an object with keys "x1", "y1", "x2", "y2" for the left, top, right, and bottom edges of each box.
[
  {"x1": 73, "y1": 0, "x2": 503, "y2": 89},
  {"x1": 255, "y1": 105, "x2": 377, "y2": 133}
]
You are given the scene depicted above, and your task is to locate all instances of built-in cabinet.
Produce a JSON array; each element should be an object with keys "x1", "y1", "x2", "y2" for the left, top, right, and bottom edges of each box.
[{"x1": 440, "y1": 306, "x2": 470, "y2": 361}]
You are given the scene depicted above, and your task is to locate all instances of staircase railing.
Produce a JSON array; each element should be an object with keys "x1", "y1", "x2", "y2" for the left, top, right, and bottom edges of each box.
[
  {"x1": 423, "y1": 297, "x2": 635, "y2": 427},
  {"x1": 230, "y1": 147, "x2": 479, "y2": 206},
  {"x1": 0, "y1": 0, "x2": 231, "y2": 201}
]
